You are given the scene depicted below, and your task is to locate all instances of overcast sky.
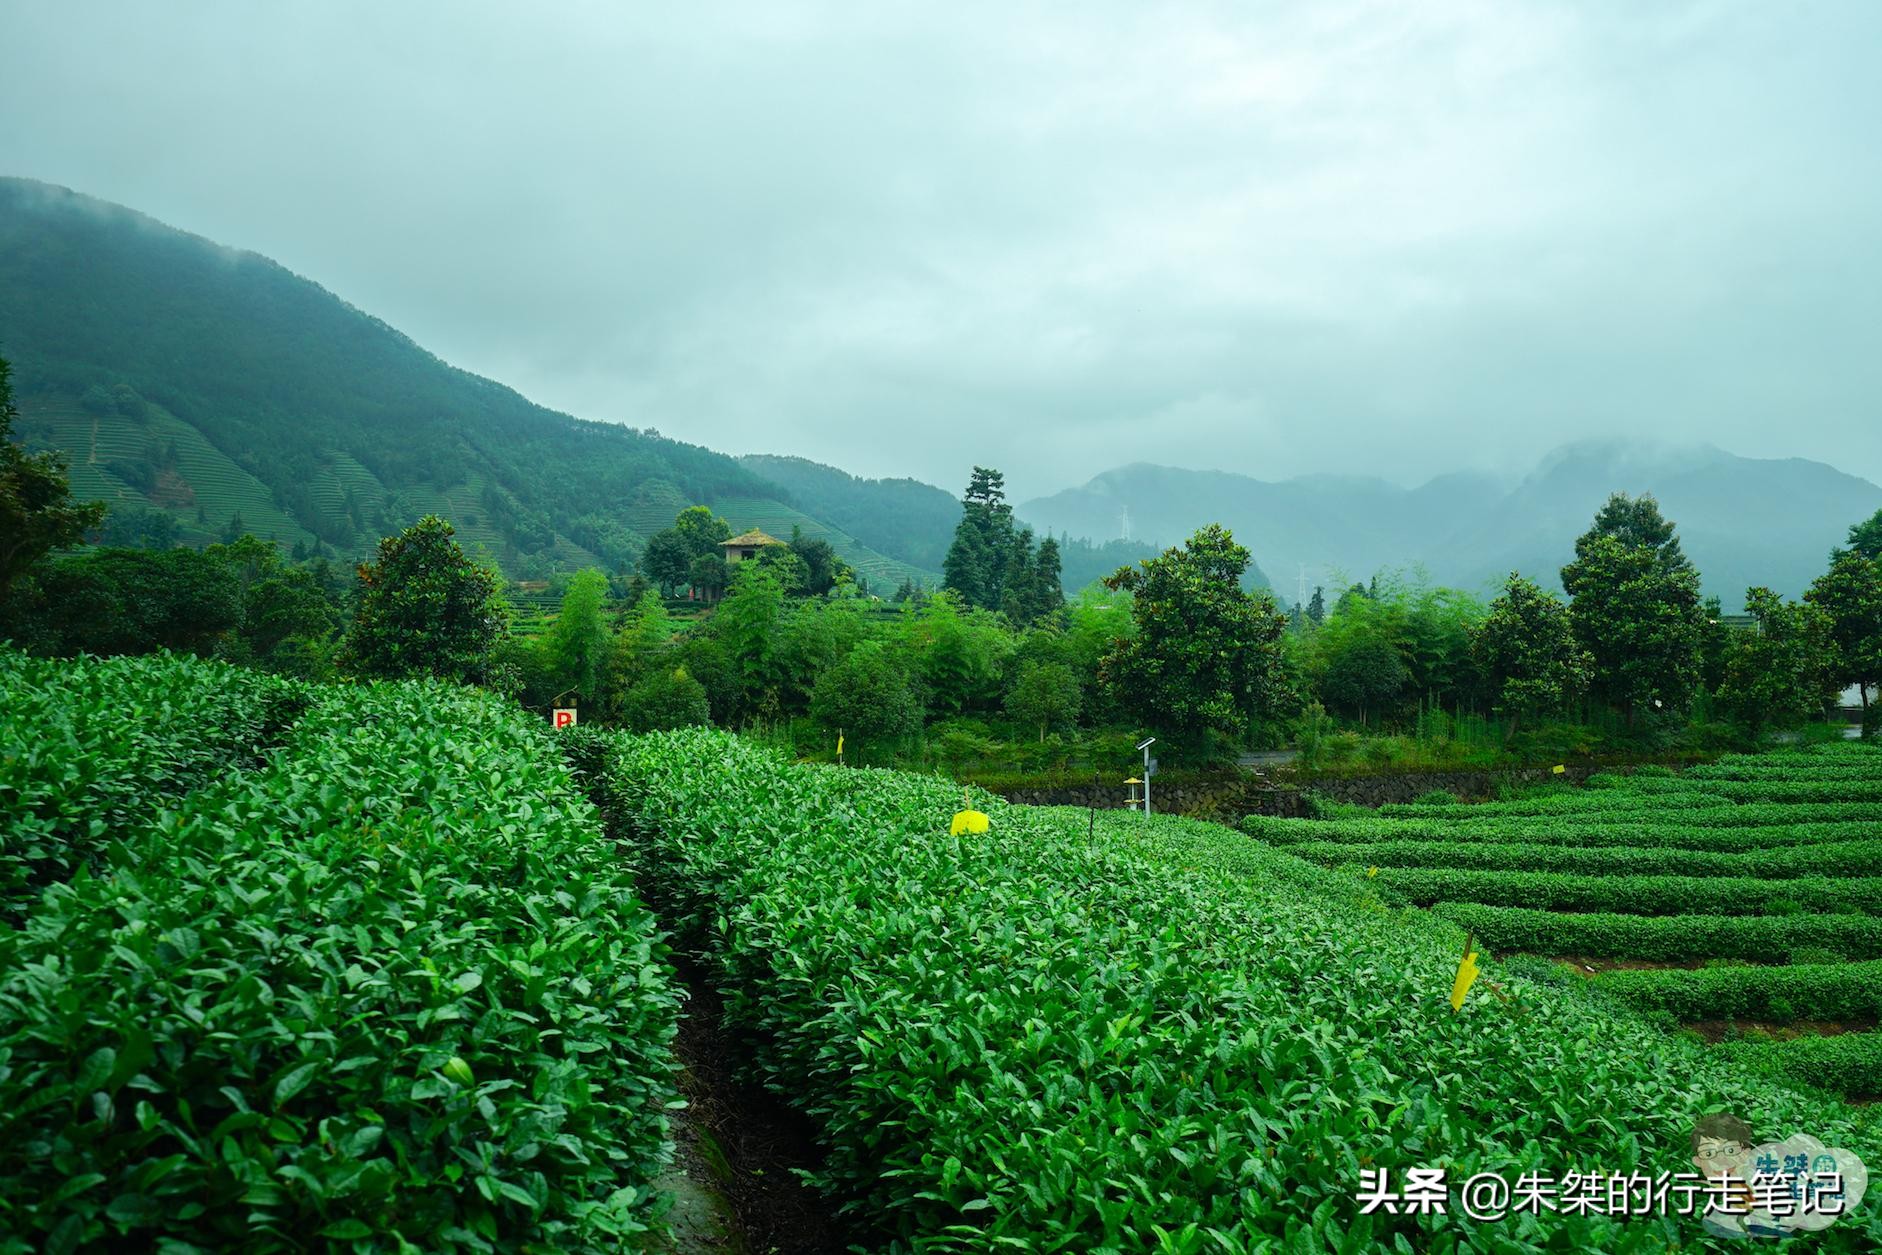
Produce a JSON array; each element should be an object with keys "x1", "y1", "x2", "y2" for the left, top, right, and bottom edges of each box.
[{"x1": 4, "y1": 1, "x2": 1879, "y2": 500}]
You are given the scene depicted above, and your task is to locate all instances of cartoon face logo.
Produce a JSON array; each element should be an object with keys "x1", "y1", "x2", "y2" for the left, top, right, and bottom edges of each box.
[{"x1": 1691, "y1": 1113, "x2": 1754, "y2": 1182}]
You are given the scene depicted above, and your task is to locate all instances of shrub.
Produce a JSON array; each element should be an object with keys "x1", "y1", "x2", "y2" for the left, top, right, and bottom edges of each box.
[{"x1": 0, "y1": 680, "x2": 679, "y2": 1251}]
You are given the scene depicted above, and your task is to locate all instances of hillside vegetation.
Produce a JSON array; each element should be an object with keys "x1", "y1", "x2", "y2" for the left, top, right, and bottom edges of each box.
[
  {"x1": 0, "y1": 178, "x2": 936, "y2": 587},
  {"x1": 571, "y1": 726, "x2": 1882, "y2": 1251},
  {"x1": 1248, "y1": 743, "x2": 1882, "y2": 1102}
]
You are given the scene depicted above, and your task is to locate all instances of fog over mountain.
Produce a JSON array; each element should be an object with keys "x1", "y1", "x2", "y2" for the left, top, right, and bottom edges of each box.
[
  {"x1": 1019, "y1": 443, "x2": 1882, "y2": 609},
  {"x1": 3, "y1": 2, "x2": 1880, "y2": 497}
]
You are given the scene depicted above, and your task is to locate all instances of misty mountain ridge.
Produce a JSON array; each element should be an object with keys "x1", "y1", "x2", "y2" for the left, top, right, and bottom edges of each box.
[
  {"x1": 0, "y1": 177, "x2": 941, "y2": 590},
  {"x1": 1019, "y1": 442, "x2": 1882, "y2": 609}
]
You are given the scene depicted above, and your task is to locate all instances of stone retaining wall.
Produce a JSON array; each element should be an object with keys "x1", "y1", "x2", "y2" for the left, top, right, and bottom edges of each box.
[{"x1": 989, "y1": 762, "x2": 1622, "y2": 821}]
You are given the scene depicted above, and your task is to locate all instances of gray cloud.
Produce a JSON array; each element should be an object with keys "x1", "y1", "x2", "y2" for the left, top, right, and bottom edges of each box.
[{"x1": 4, "y1": 0, "x2": 1878, "y2": 500}]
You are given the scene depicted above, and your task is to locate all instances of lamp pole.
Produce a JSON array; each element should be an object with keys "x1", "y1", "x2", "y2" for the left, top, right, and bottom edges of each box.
[{"x1": 1136, "y1": 737, "x2": 1156, "y2": 817}]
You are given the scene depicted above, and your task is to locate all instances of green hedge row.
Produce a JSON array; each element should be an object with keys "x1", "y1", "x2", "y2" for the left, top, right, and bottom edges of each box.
[
  {"x1": 1713, "y1": 1032, "x2": 1882, "y2": 1100},
  {"x1": 1377, "y1": 791, "x2": 1735, "y2": 819},
  {"x1": 1598, "y1": 961, "x2": 1882, "y2": 1023},
  {"x1": 0, "y1": 679, "x2": 680, "y2": 1253},
  {"x1": 1243, "y1": 812, "x2": 1880, "y2": 852},
  {"x1": 571, "y1": 727, "x2": 1882, "y2": 1252},
  {"x1": 1277, "y1": 837, "x2": 1882, "y2": 879},
  {"x1": 0, "y1": 649, "x2": 307, "y2": 915},
  {"x1": 1369, "y1": 868, "x2": 1882, "y2": 917},
  {"x1": 1431, "y1": 902, "x2": 1882, "y2": 961}
]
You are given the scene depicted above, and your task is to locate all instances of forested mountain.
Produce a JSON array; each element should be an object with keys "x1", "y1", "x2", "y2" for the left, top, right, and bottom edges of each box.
[
  {"x1": 0, "y1": 178, "x2": 937, "y2": 588},
  {"x1": 738, "y1": 454, "x2": 960, "y2": 572},
  {"x1": 1021, "y1": 444, "x2": 1882, "y2": 609}
]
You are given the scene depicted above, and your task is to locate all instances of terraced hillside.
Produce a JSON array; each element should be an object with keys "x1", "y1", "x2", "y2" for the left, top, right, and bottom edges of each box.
[
  {"x1": 1245, "y1": 743, "x2": 1882, "y2": 1101},
  {"x1": 570, "y1": 727, "x2": 1882, "y2": 1249}
]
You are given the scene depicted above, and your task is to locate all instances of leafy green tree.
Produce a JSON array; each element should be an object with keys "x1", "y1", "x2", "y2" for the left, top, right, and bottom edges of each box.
[
  {"x1": 0, "y1": 547, "x2": 242, "y2": 656},
  {"x1": 1561, "y1": 496, "x2": 1706, "y2": 720},
  {"x1": 1006, "y1": 661, "x2": 1081, "y2": 740},
  {"x1": 0, "y1": 353, "x2": 105, "y2": 599},
  {"x1": 1305, "y1": 586, "x2": 1325, "y2": 625},
  {"x1": 343, "y1": 515, "x2": 505, "y2": 683},
  {"x1": 619, "y1": 666, "x2": 712, "y2": 732},
  {"x1": 809, "y1": 640, "x2": 924, "y2": 747},
  {"x1": 540, "y1": 569, "x2": 613, "y2": 710},
  {"x1": 788, "y1": 527, "x2": 850, "y2": 595},
  {"x1": 1475, "y1": 573, "x2": 1589, "y2": 730},
  {"x1": 1805, "y1": 548, "x2": 1882, "y2": 721},
  {"x1": 712, "y1": 563, "x2": 789, "y2": 719},
  {"x1": 686, "y1": 552, "x2": 730, "y2": 603},
  {"x1": 1319, "y1": 634, "x2": 1409, "y2": 726},
  {"x1": 672, "y1": 505, "x2": 733, "y2": 558},
  {"x1": 754, "y1": 544, "x2": 811, "y2": 595},
  {"x1": 902, "y1": 592, "x2": 1010, "y2": 716},
  {"x1": 640, "y1": 531, "x2": 692, "y2": 596},
  {"x1": 1846, "y1": 508, "x2": 1882, "y2": 562},
  {"x1": 942, "y1": 467, "x2": 1015, "y2": 610},
  {"x1": 1716, "y1": 587, "x2": 1837, "y2": 737},
  {"x1": 1100, "y1": 524, "x2": 1297, "y2": 754},
  {"x1": 602, "y1": 588, "x2": 674, "y2": 717},
  {"x1": 775, "y1": 597, "x2": 871, "y2": 713}
]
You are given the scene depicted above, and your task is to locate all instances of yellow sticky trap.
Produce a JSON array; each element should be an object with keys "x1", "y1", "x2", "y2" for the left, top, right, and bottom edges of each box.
[
  {"x1": 1366, "y1": 866, "x2": 1379, "y2": 878},
  {"x1": 1551, "y1": 764, "x2": 1566, "y2": 774},
  {"x1": 1450, "y1": 937, "x2": 1481, "y2": 1012},
  {"x1": 950, "y1": 787, "x2": 989, "y2": 836},
  {"x1": 950, "y1": 809, "x2": 990, "y2": 836}
]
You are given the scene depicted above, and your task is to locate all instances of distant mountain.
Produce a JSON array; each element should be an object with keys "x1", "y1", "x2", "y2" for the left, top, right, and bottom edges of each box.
[
  {"x1": 1019, "y1": 443, "x2": 1882, "y2": 609},
  {"x1": 0, "y1": 178, "x2": 938, "y2": 590}
]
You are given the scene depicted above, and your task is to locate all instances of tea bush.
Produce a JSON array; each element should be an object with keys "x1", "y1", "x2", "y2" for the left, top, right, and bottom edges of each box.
[
  {"x1": 1432, "y1": 903, "x2": 1882, "y2": 962},
  {"x1": 0, "y1": 648, "x2": 307, "y2": 915},
  {"x1": 573, "y1": 728, "x2": 1882, "y2": 1252},
  {"x1": 0, "y1": 671, "x2": 679, "y2": 1252},
  {"x1": 1599, "y1": 961, "x2": 1882, "y2": 1022}
]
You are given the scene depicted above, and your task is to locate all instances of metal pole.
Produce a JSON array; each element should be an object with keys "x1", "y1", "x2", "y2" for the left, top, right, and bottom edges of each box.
[{"x1": 1137, "y1": 737, "x2": 1156, "y2": 817}]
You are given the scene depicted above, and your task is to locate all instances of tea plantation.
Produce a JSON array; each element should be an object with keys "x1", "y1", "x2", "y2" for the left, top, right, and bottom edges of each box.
[
  {"x1": 7, "y1": 650, "x2": 1881, "y2": 1251},
  {"x1": 1245, "y1": 744, "x2": 1882, "y2": 1106},
  {"x1": 572, "y1": 728, "x2": 1882, "y2": 1252},
  {"x1": 0, "y1": 650, "x2": 679, "y2": 1252}
]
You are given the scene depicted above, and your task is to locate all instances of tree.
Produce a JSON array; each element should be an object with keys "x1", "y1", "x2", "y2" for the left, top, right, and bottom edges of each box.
[
  {"x1": 1561, "y1": 496, "x2": 1706, "y2": 720},
  {"x1": 942, "y1": 467, "x2": 1015, "y2": 610},
  {"x1": 343, "y1": 515, "x2": 505, "y2": 683},
  {"x1": 0, "y1": 353, "x2": 105, "y2": 599},
  {"x1": 1100, "y1": 524, "x2": 1297, "y2": 754},
  {"x1": 1475, "y1": 574, "x2": 1589, "y2": 730},
  {"x1": 753, "y1": 544, "x2": 811, "y2": 595},
  {"x1": 903, "y1": 592, "x2": 1009, "y2": 717},
  {"x1": 712, "y1": 563, "x2": 788, "y2": 719},
  {"x1": 671, "y1": 505, "x2": 733, "y2": 558},
  {"x1": 1805, "y1": 548, "x2": 1882, "y2": 719},
  {"x1": 0, "y1": 547, "x2": 242, "y2": 656},
  {"x1": 686, "y1": 552, "x2": 730, "y2": 603},
  {"x1": 809, "y1": 641, "x2": 923, "y2": 746},
  {"x1": 1006, "y1": 661, "x2": 1081, "y2": 740},
  {"x1": 540, "y1": 569, "x2": 613, "y2": 709},
  {"x1": 619, "y1": 666, "x2": 712, "y2": 733},
  {"x1": 788, "y1": 528, "x2": 850, "y2": 595},
  {"x1": 1032, "y1": 536, "x2": 1066, "y2": 618},
  {"x1": 1306, "y1": 586, "x2": 1326, "y2": 626},
  {"x1": 640, "y1": 531, "x2": 692, "y2": 596},
  {"x1": 1716, "y1": 587, "x2": 1837, "y2": 738},
  {"x1": 603, "y1": 588, "x2": 674, "y2": 717},
  {"x1": 1846, "y1": 508, "x2": 1882, "y2": 562},
  {"x1": 1319, "y1": 634, "x2": 1409, "y2": 726}
]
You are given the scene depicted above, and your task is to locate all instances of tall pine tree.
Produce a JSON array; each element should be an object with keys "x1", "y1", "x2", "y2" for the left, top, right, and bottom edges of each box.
[{"x1": 942, "y1": 467, "x2": 1015, "y2": 610}]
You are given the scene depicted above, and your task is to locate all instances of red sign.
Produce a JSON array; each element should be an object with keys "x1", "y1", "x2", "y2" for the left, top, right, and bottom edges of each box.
[{"x1": 552, "y1": 708, "x2": 578, "y2": 729}]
